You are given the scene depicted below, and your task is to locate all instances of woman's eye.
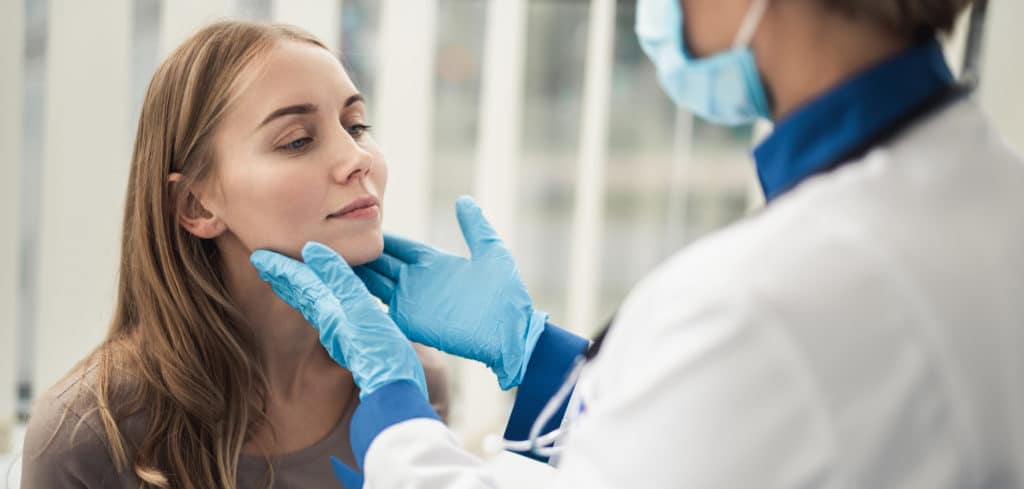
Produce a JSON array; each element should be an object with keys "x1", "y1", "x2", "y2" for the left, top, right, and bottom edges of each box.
[
  {"x1": 279, "y1": 137, "x2": 313, "y2": 153},
  {"x1": 348, "y1": 124, "x2": 372, "y2": 139}
]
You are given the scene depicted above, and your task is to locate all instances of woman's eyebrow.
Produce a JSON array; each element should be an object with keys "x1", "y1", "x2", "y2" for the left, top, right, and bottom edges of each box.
[
  {"x1": 258, "y1": 103, "x2": 317, "y2": 130},
  {"x1": 343, "y1": 94, "x2": 364, "y2": 108},
  {"x1": 256, "y1": 95, "x2": 363, "y2": 131}
]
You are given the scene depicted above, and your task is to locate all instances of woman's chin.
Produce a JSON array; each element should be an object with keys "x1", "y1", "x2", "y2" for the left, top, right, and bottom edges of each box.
[{"x1": 319, "y1": 234, "x2": 384, "y2": 266}]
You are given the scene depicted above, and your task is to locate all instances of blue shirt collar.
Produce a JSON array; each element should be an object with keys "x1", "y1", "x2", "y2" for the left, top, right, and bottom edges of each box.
[{"x1": 753, "y1": 38, "x2": 955, "y2": 201}]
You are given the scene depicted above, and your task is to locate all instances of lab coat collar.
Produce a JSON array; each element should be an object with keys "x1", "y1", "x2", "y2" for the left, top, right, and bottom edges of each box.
[{"x1": 753, "y1": 37, "x2": 955, "y2": 202}]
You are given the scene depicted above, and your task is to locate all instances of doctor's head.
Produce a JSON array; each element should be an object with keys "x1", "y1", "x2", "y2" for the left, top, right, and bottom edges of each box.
[
  {"x1": 638, "y1": 0, "x2": 975, "y2": 123},
  {"x1": 677, "y1": 0, "x2": 975, "y2": 58}
]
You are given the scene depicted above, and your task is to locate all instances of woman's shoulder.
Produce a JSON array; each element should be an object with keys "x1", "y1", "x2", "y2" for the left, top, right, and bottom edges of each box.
[
  {"x1": 20, "y1": 365, "x2": 145, "y2": 488},
  {"x1": 26, "y1": 367, "x2": 107, "y2": 444}
]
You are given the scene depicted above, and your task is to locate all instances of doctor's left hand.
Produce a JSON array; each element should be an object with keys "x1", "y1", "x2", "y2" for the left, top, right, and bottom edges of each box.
[{"x1": 250, "y1": 241, "x2": 428, "y2": 400}]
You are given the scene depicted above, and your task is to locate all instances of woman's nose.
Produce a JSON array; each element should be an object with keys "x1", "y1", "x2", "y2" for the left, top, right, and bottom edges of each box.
[{"x1": 330, "y1": 130, "x2": 373, "y2": 184}]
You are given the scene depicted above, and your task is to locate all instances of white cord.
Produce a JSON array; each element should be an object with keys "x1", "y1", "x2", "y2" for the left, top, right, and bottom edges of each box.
[{"x1": 484, "y1": 357, "x2": 586, "y2": 458}]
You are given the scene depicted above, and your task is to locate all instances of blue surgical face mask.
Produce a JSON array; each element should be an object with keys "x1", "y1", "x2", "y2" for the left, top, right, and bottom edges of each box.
[{"x1": 636, "y1": 0, "x2": 772, "y2": 126}]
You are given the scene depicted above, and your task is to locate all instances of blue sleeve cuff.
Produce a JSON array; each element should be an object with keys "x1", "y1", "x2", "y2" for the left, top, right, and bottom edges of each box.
[
  {"x1": 350, "y1": 379, "x2": 441, "y2": 469},
  {"x1": 503, "y1": 323, "x2": 588, "y2": 462}
]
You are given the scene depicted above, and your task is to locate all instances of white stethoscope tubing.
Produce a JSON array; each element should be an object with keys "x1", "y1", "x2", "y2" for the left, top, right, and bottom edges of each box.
[{"x1": 485, "y1": 356, "x2": 587, "y2": 458}]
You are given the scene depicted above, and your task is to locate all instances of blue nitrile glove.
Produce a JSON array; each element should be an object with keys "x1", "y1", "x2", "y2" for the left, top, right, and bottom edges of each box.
[
  {"x1": 354, "y1": 196, "x2": 548, "y2": 390},
  {"x1": 250, "y1": 242, "x2": 428, "y2": 399}
]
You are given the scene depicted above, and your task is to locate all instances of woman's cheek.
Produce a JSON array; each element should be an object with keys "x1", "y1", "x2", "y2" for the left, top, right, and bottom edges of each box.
[
  {"x1": 242, "y1": 175, "x2": 325, "y2": 255},
  {"x1": 370, "y1": 147, "x2": 388, "y2": 197}
]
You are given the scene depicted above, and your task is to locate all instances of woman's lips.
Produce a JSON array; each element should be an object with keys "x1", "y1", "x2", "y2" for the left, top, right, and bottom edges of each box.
[
  {"x1": 328, "y1": 196, "x2": 380, "y2": 220},
  {"x1": 334, "y1": 204, "x2": 379, "y2": 220}
]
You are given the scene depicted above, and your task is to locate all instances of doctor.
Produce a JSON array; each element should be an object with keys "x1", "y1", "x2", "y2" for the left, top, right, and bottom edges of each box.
[{"x1": 251, "y1": 0, "x2": 1024, "y2": 487}]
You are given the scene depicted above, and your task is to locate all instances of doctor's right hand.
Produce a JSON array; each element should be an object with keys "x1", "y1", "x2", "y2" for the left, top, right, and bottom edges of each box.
[{"x1": 355, "y1": 196, "x2": 548, "y2": 390}]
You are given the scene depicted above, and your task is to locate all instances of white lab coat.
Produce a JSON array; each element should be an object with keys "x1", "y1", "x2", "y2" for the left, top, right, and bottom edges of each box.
[{"x1": 360, "y1": 97, "x2": 1024, "y2": 488}]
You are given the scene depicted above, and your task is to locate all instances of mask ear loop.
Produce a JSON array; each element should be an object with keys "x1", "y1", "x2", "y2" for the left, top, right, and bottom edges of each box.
[{"x1": 732, "y1": 0, "x2": 770, "y2": 48}]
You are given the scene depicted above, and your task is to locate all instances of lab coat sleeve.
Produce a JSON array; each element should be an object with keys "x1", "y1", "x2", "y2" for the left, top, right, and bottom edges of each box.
[
  {"x1": 352, "y1": 290, "x2": 836, "y2": 489},
  {"x1": 502, "y1": 324, "x2": 589, "y2": 462}
]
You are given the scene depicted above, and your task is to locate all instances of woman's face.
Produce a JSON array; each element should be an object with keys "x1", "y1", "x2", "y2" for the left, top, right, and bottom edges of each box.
[{"x1": 199, "y1": 40, "x2": 387, "y2": 265}]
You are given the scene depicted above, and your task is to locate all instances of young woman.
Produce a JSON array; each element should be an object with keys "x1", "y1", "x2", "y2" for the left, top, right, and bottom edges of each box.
[{"x1": 21, "y1": 21, "x2": 447, "y2": 489}]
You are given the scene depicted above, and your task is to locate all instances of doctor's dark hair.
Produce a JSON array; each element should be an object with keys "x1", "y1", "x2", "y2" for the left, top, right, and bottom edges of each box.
[
  {"x1": 52, "y1": 21, "x2": 327, "y2": 489},
  {"x1": 820, "y1": 0, "x2": 975, "y2": 34}
]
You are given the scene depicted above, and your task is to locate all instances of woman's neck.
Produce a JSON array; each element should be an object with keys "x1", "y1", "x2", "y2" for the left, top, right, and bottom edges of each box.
[
  {"x1": 216, "y1": 232, "x2": 346, "y2": 400},
  {"x1": 754, "y1": 3, "x2": 914, "y2": 120}
]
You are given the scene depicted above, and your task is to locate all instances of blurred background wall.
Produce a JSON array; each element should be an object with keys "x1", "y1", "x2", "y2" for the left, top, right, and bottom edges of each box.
[{"x1": 1, "y1": 0, "x2": 1022, "y2": 481}]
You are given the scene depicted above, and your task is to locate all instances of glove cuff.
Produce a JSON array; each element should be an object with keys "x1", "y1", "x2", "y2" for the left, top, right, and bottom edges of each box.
[
  {"x1": 521, "y1": 309, "x2": 549, "y2": 373},
  {"x1": 495, "y1": 309, "x2": 548, "y2": 390},
  {"x1": 350, "y1": 379, "x2": 440, "y2": 469}
]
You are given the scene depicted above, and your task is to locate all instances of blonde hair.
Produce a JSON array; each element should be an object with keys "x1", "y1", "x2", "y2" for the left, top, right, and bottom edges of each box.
[
  {"x1": 61, "y1": 21, "x2": 327, "y2": 488},
  {"x1": 820, "y1": 0, "x2": 976, "y2": 34}
]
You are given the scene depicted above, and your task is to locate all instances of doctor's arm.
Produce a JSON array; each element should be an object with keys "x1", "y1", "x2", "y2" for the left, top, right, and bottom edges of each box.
[
  {"x1": 341, "y1": 323, "x2": 586, "y2": 488},
  {"x1": 345, "y1": 293, "x2": 833, "y2": 489},
  {"x1": 346, "y1": 325, "x2": 588, "y2": 486}
]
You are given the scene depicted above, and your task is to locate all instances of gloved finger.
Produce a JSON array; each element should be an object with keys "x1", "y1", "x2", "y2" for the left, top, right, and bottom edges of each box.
[
  {"x1": 455, "y1": 195, "x2": 506, "y2": 259},
  {"x1": 250, "y1": 249, "x2": 307, "y2": 280},
  {"x1": 301, "y1": 242, "x2": 366, "y2": 298},
  {"x1": 251, "y1": 249, "x2": 341, "y2": 352},
  {"x1": 382, "y1": 233, "x2": 433, "y2": 263},
  {"x1": 361, "y1": 252, "x2": 405, "y2": 282},
  {"x1": 330, "y1": 457, "x2": 364, "y2": 489},
  {"x1": 250, "y1": 249, "x2": 326, "y2": 303},
  {"x1": 353, "y1": 266, "x2": 396, "y2": 304}
]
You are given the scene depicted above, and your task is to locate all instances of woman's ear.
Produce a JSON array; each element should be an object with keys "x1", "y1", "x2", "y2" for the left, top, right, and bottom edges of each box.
[{"x1": 168, "y1": 172, "x2": 227, "y2": 239}]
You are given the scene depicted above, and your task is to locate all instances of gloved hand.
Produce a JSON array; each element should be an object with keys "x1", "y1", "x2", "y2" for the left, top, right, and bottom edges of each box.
[
  {"x1": 250, "y1": 242, "x2": 428, "y2": 399},
  {"x1": 354, "y1": 196, "x2": 547, "y2": 390}
]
